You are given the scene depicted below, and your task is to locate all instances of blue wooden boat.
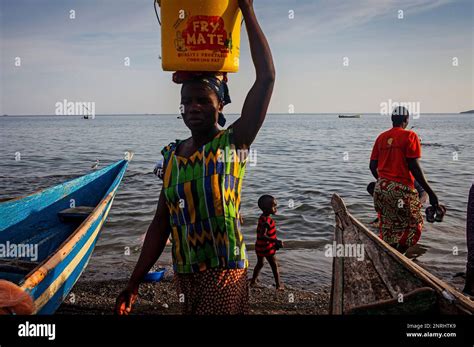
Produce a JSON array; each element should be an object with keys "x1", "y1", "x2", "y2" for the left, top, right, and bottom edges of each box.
[{"x1": 0, "y1": 153, "x2": 133, "y2": 314}]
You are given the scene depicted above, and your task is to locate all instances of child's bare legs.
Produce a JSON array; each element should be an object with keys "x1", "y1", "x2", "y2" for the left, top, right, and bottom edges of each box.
[
  {"x1": 250, "y1": 256, "x2": 265, "y2": 286},
  {"x1": 266, "y1": 255, "x2": 283, "y2": 290}
]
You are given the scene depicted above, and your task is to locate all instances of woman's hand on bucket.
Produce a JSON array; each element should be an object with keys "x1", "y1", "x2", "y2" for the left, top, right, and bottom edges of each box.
[{"x1": 115, "y1": 284, "x2": 138, "y2": 315}]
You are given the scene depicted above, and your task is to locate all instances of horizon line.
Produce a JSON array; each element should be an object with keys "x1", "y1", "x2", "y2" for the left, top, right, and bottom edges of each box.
[{"x1": 1, "y1": 112, "x2": 472, "y2": 117}]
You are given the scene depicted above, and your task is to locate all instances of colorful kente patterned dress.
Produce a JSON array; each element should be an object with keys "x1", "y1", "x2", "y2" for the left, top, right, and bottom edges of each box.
[
  {"x1": 159, "y1": 127, "x2": 249, "y2": 314},
  {"x1": 373, "y1": 178, "x2": 424, "y2": 249}
]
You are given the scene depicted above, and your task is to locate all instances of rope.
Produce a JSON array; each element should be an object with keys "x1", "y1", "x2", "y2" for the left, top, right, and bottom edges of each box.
[{"x1": 154, "y1": 0, "x2": 161, "y2": 26}]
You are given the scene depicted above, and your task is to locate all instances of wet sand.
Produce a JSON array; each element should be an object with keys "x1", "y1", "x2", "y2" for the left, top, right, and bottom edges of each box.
[{"x1": 57, "y1": 268, "x2": 330, "y2": 315}]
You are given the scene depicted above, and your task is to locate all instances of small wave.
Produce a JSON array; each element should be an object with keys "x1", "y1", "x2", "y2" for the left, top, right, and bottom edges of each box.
[
  {"x1": 0, "y1": 174, "x2": 79, "y2": 181},
  {"x1": 125, "y1": 171, "x2": 154, "y2": 178},
  {"x1": 422, "y1": 143, "x2": 465, "y2": 152},
  {"x1": 246, "y1": 239, "x2": 327, "y2": 251},
  {"x1": 422, "y1": 143, "x2": 444, "y2": 147}
]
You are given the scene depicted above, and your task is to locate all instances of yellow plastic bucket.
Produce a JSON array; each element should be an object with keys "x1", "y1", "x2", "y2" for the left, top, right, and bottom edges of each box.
[{"x1": 159, "y1": 0, "x2": 242, "y2": 72}]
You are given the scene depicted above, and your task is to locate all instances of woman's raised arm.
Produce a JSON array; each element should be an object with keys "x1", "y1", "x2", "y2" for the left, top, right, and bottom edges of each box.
[{"x1": 232, "y1": 0, "x2": 275, "y2": 149}]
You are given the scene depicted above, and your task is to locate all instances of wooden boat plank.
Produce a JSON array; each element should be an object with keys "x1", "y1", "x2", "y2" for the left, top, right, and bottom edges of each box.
[
  {"x1": 0, "y1": 259, "x2": 40, "y2": 273},
  {"x1": 330, "y1": 225, "x2": 344, "y2": 314},
  {"x1": 343, "y1": 222, "x2": 392, "y2": 307},
  {"x1": 348, "y1": 287, "x2": 437, "y2": 315},
  {"x1": 356, "y1": 227, "x2": 425, "y2": 297},
  {"x1": 58, "y1": 206, "x2": 95, "y2": 222}
]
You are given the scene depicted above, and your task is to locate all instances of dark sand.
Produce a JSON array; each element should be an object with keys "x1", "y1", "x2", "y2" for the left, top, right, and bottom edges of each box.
[{"x1": 57, "y1": 268, "x2": 330, "y2": 315}]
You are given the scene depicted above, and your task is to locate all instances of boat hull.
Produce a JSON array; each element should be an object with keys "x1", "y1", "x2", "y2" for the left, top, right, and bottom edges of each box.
[
  {"x1": 330, "y1": 193, "x2": 474, "y2": 315},
  {"x1": 0, "y1": 156, "x2": 131, "y2": 314},
  {"x1": 26, "y1": 195, "x2": 116, "y2": 314}
]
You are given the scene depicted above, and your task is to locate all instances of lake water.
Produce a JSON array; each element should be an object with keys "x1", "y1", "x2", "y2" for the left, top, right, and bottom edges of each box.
[{"x1": 1, "y1": 114, "x2": 472, "y2": 290}]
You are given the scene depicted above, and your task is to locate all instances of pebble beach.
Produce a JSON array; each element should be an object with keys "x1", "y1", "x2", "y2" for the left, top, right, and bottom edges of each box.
[{"x1": 57, "y1": 266, "x2": 330, "y2": 315}]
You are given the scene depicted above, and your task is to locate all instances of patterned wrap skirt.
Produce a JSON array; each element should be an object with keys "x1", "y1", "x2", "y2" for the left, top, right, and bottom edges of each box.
[
  {"x1": 374, "y1": 178, "x2": 424, "y2": 248},
  {"x1": 174, "y1": 268, "x2": 249, "y2": 315}
]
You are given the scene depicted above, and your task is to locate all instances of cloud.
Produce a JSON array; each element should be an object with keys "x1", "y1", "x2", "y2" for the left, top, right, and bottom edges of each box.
[
  {"x1": 254, "y1": 0, "x2": 455, "y2": 42},
  {"x1": 1, "y1": 0, "x2": 471, "y2": 114}
]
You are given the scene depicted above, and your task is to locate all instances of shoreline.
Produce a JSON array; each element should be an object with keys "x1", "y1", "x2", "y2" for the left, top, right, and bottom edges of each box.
[{"x1": 57, "y1": 268, "x2": 330, "y2": 315}]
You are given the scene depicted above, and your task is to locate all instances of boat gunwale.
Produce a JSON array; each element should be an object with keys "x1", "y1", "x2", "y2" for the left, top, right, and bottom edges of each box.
[
  {"x1": 0, "y1": 161, "x2": 127, "y2": 233},
  {"x1": 0, "y1": 149, "x2": 133, "y2": 207},
  {"x1": 0, "y1": 160, "x2": 123, "y2": 206}
]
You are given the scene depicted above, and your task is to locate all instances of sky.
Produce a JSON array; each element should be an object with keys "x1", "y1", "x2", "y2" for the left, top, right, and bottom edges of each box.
[{"x1": 0, "y1": 0, "x2": 473, "y2": 115}]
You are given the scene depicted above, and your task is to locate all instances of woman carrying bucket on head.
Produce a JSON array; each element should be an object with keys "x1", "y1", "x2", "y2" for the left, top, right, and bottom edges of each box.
[{"x1": 116, "y1": 0, "x2": 275, "y2": 315}]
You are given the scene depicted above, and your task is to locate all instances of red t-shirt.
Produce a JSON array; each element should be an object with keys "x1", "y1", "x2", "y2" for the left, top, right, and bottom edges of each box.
[
  {"x1": 370, "y1": 127, "x2": 421, "y2": 188},
  {"x1": 255, "y1": 215, "x2": 277, "y2": 256}
]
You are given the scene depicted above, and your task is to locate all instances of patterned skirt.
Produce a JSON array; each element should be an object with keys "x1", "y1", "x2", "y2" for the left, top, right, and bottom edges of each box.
[
  {"x1": 374, "y1": 178, "x2": 424, "y2": 249},
  {"x1": 174, "y1": 268, "x2": 249, "y2": 315}
]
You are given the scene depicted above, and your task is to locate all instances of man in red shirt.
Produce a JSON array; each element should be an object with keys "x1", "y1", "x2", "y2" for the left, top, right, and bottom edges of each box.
[{"x1": 369, "y1": 106, "x2": 439, "y2": 253}]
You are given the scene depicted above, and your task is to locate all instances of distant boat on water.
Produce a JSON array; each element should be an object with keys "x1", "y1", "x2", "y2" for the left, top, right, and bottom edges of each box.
[{"x1": 338, "y1": 114, "x2": 361, "y2": 118}]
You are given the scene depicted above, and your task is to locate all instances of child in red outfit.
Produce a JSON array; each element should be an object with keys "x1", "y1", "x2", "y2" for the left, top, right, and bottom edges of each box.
[{"x1": 250, "y1": 195, "x2": 284, "y2": 290}]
